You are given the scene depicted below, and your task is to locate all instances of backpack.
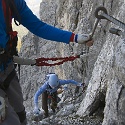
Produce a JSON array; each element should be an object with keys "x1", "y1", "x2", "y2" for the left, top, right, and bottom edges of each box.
[
  {"x1": 0, "y1": 0, "x2": 22, "y2": 90},
  {"x1": 2, "y1": 0, "x2": 21, "y2": 56},
  {"x1": 1, "y1": 0, "x2": 21, "y2": 69}
]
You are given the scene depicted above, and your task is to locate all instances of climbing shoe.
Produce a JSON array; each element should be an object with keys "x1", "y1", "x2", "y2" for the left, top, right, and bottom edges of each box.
[
  {"x1": 43, "y1": 112, "x2": 49, "y2": 119},
  {"x1": 51, "y1": 107, "x2": 55, "y2": 113}
]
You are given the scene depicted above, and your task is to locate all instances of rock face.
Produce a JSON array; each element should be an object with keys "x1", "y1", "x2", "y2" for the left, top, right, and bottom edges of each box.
[{"x1": 19, "y1": 0, "x2": 125, "y2": 124}]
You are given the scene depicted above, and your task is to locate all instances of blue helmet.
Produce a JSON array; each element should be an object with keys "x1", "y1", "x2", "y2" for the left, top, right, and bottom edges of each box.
[{"x1": 48, "y1": 74, "x2": 59, "y2": 88}]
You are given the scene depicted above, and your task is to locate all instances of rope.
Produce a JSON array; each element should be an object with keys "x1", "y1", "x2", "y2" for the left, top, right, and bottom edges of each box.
[{"x1": 35, "y1": 54, "x2": 81, "y2": 66}]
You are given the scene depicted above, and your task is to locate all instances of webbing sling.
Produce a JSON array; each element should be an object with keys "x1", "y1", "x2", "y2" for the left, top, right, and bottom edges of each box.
[{"x1": 35, "y1": 55, "x2": 81, "y2": 66}]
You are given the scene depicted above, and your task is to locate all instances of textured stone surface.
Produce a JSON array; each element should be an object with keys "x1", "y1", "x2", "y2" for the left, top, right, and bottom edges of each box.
[{"x1": 19, "y1": 0, "x2": 125, "y2": 124}]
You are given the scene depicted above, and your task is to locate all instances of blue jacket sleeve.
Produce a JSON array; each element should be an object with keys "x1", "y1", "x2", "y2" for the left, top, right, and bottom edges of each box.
[
  {"x1": 34, "y1": 83, "x2": 47, "y2": 105},
  {"x1": 14, "y1": 0, "x2": 72, "y2": 44},
  {"x1": 59, "y1": 79, "x2": 79, "y2": 85}
]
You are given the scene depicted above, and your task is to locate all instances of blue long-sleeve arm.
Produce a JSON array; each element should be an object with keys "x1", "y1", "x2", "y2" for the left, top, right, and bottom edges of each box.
[
  {"x1": 34, "y1": 83, "x2": 47, "y2": 106},
  {"x1": 0, "y1": 0, "x2": 73, "y2": 48},
  {"x1": 59, "y1": 79, "x2": 79, "y2": 85},
  {"x1": 15, "y1": 0, "x2": 72, "y2": 44}
]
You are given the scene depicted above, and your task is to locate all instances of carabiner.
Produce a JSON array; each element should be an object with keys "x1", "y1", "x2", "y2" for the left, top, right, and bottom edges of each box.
[
  {"x1": 95, "y1": 6, "x2": 108, "y2": 19},
  {"x1": 90, "y1": 6, "x2": 108, "y2": 38},
  {"x1": 90, "y1": 18, "x2": 100, "y2": 38}
]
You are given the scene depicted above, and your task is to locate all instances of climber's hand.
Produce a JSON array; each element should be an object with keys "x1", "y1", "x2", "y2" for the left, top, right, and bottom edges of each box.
[
  {"x1": 63, "y1": 86, "x2": 68, "y2": 91},
  {"x1": 33, "y1": 106, "x2": 41, "y2": 115},
  {"x1": 77, "y1": 83, "x2": 84, "y2": 87},
  {"x1": 86, "y1": 40, "x2": 94, "y2": 47},
  {"x1": 0, "y1": 96, "x2": 6, "y2": 123},
  {"x1": 76, "y1": 34, "x2": 93, "y2": 46}
]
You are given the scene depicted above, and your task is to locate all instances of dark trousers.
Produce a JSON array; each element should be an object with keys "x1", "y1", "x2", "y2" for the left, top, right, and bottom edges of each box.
[
  {"x1": 0, "y1": 62, "x2": 26, "y2": 125},
  {"x1": 42, "y1": 91, "x2": 57, "y2": 116}
]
